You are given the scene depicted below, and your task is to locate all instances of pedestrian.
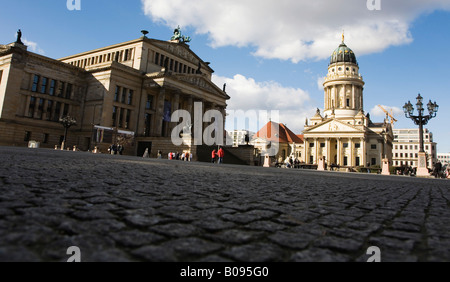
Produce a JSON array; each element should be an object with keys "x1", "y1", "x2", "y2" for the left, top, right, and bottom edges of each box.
[
  {"x1": 189, "y1": 152, "x2": 193, "y2": 162},
  {"x1": 211, "y1": 149, "x2": 217, "y2": 163},
  {"x1": 218, "y1": 147, "x2": 224, "y2": 164},
  {"x1": 367, "y1": 162, "x2": 371, "y2": 174},
  {"x1": 118, "y1": 145, "x2": 124, "y2": 155},
  {"x1": 157, "y1": 150, "x2": 162, "y2": 159},
  {"x1": 168, "y1": 152, "x2": 172, "y2": 160},
  {"x1": 143, "y1": 148, "x2": 150, "y2": 158}
]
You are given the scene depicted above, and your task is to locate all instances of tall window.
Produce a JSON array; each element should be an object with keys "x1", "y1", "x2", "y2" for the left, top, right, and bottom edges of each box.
[
  {"x1": 54, "y1": 102, "x2": 61, "y2": 121},
  {"x1": 155, "y1": 52, "x2": 160, "y2": 65},
  {"x1": 63, "y1": 104, "x2": 69, "y2": 116},
  {"x1": 46, "y1": 100, "x2": 53, "y2": 121},
  {"x1": 40, "y1": 77, "x2": 48, "y2": 94},
  {"x1": 121, "y1": 88, "x2": 127, "y2": 104},
  {"x1": 32, "y1": 75, "x2": 40, "y2": 92},
  {"x1": 146, "y1": 95, "x2": 154, "y2": 110},
  {"x1": 114, "y1": 86, "x2": 120, "y2": 102},
  {"x1": 112, "y1": 106, "x2": 117, "y2": 127},
  {"x1": 49, "y1": 80, "x2": 56, "y2": 96},
  {"x1": 28, "y1": 97, "x2": 36, "y2": 117},
  {"x1": 144, "y1": 113, "x2": 152, "y2": 137},
  {"x1": 118, "y1": 108, "x2": 124, "y2": 128},
  {"x1": 65, "y1": 84, "x2": 73, "y2": 99},
  {"x1": 58, "y1": 82, "x2": 65, "y2": 97},
  {"x1": 36, "y1": 99, "x2": 44, "y2": 119},
  {"x1": 127, "y1": 90, "x2": 133, "y2": 105},
  {"x1": 125, "y1": 109, "x2": 131, "y2": 129},
  {"x1": 24, "y1": 131, "x2": 31, "y2": 142}
]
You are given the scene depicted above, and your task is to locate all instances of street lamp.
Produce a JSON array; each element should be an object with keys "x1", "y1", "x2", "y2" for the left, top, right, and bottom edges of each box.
[
  {"x1": 59, "y1": 115, "x2": 77, "y2": 150},
  {"x1": 403, "y1": 93, "x2": 438, "y2": 176}
]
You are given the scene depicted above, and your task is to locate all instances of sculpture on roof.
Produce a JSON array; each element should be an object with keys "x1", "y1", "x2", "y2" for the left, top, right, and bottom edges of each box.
[
  {"x1": 16, "y1": 29, "x2": 23, "y2": 44},
  {"x1": 171, "y1": 26, "x2": 191, "y2": 43}
]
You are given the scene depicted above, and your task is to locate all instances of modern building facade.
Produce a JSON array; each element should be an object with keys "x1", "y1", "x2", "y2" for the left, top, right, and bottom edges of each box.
[
  {"x1": 393, "y1": 128, "x2": 437, "y2": 168},
  {"x1": 302, "y1": 35, "x2": 393, "y2": 169},
  {"x1": 437, "y1": 153, "x2": 450, "y2": 166},
  {"x1": 0, "y1": 29, "x2": 229, "y2": 157}
]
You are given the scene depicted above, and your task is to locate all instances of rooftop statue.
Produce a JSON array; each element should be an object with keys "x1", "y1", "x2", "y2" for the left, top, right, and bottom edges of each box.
[
  {"x1": 171, "y1": 26, "x2": 191, "y2": 43},
  {"x1": 16, "y1": 29, "x2": 23, "y2": 44}
]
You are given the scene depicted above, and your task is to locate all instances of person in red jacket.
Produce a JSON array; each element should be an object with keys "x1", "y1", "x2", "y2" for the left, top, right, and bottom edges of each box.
[
  {"x1": 211, "y1": 149, "x2": 217, "y2": 163},
  {"x1": 217, "y1": 148, "x2": 224, "y2": 164}
]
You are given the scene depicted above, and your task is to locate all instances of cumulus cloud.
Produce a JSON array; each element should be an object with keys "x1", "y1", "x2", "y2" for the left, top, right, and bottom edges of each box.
[
  {"x1": 22, "y1": 38, "x2": 45, "y2": 55},
  {"x1": 317, "y1": 76, "x2": 326, "y2": 91},
  {"x1": 213, "y1": 74, "x2": 315, "y2": 134},
  {"x1": 370, "y1": 105, "x2": 403, "y2": 118},
  {"x1": 142, "y1": 0, "x2": 450, "y2": 62}
]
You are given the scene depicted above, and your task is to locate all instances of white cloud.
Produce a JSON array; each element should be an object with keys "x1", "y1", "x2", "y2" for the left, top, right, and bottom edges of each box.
[
  {"x1": 317, "y1": 76, "x2": 326, "y2": 91},
  {"x1": 22, "y1": 38, "x2": 45, "y2": 55},
  {"x1": 141, "y1": 0, "x2": 450, "y2": 62},
  {"x1": 370, "y1": 105, "x2": 403, "y2": 118},
  {"x1": 212, "y1": 74, "x2": 315, "y2": 134}
]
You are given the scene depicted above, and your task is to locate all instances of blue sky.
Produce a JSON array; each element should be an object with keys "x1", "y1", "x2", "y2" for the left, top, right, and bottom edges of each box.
[{"x1": 1, "y1": 0, "x2": 450, "y2": 152}]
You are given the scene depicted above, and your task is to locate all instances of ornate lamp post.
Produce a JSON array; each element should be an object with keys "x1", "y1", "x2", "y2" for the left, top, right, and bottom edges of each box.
[
  {"x1": 59, "y1": 115, "x2": 77, "y2": 150},
  {"x1": 403, "y1": 94, "x2": 439, "y2": 176}
]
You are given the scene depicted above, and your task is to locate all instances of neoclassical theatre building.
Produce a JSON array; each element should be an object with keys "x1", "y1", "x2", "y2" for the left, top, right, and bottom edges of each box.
[
  {"x1": 303, "y1": 36, "x2": 393, "y2": 168},
  {"x1": 0, "y1": 29, "x2": 229, "y2": 157}
]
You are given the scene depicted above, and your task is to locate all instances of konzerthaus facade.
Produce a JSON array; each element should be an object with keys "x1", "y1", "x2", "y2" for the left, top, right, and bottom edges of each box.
[{"x1": 0, "y1": 29, "x2": 229, "y2": 157}]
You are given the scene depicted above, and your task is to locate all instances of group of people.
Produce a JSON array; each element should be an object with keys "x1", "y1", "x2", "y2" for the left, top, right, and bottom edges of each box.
[
  {"x1": 168, "y1": 151, "x2": 193, "y2": 161},
  {"x1": 108, "y1": 144, "x2": 124, "y2": 155},
  {"x1": 432, "y1": 161, "x2": 450, "y2": 179},
  {"x1": 211, "y1": 148, "x2": 225, "y2": 164}
]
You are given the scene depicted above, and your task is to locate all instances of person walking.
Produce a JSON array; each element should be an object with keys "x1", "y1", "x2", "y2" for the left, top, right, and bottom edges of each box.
[
  {"x1": 218, "y1": 147, "x2": 224, "y2": 164},
  {"x1": 211, "y1": 149, "x2": 217, "y2": 163},
  {"x1": 157, "y1": 150, "x2": 162, "y2": 159},
  {"x1": 143, "y1": 148, "x2": 150, "y2": 158}
]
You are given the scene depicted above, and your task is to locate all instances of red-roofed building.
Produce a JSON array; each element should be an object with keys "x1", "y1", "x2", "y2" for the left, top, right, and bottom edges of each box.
[{"x1": 252, "y1": 121, "x2": 304, "y2": 162}]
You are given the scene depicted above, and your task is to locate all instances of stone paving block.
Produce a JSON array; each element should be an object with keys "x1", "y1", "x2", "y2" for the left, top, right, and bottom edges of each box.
[
  {"x1": 290, "y1": 248, "x2": 351, "y2": 262},
  {"x1": 268, "y1": 231, "x2": 315, "y2": 250},
  {"x1": 161, "y1": 237, "x2": 223, "y2": 258},
  {"x1": 221, "y1": 242, "x2": 286, "y2": 262},
  {"x1": 314, "y1": 236, "x2": 364, "y2": 253},
  {"x1": 109, "y1": 230, "x2": 166, "y2": 248},
  {"x1": 150, "y1": 223, "x2": 199, "y2": 238},
  {"x1": 203, "y1": 229, "x2": 265, "y2": 244},
  {"x1": 131, "y1": 245, "x2": 178, "y2": 262},
  {"x1": 221, "y1": 210, "x2": 277, "y2": 224}
]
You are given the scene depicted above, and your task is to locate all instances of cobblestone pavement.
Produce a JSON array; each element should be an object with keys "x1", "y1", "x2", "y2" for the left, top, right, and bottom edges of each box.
[{"x1": 0, "y1": 146, "x2": 449, "y2": 262}]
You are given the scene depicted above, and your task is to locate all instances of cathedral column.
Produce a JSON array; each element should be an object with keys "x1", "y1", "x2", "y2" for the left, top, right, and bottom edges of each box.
[
  {"x1": 349, "y1": 138, "x2": 354, "y2": 167},
  {"x1": 337, "y1": 137, "x2": 342, "y2": 166},
  {"x1": 333, "y1": 86, "x2": 337, "y2": 108},
  {"x1": 326, "y1": 138, "x2": 331, "y2": 167},
  {"x1": 314, "y1": 138, "x2": 319, "y2": 164},
  {"x1": 304, "y1": 139, "x2": 309, "y2": 164},
  {"x1": 352, "y1": 85, "x2": 356, "y2": 109},
  {"x1": 361, "y1": 137, "x2": 367, "y2": 167}
]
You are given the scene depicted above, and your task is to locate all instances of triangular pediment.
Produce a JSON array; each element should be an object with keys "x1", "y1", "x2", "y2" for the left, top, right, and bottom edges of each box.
[
  {"x1": 304, "y1": 119, "x2": 365, "y2": 133},
  {"x1": 149, "y1": 39, "x2": 213, "y2": 72}
]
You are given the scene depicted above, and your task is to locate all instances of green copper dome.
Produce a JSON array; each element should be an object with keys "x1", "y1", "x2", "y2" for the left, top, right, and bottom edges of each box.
[{"x1": 330, "y1": 42, "x2": 358, "y2": 65}]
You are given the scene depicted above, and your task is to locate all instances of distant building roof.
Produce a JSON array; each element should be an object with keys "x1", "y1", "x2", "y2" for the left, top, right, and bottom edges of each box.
[{"x1": 253, "y1": 121, "x2": 303, "y2": 144}]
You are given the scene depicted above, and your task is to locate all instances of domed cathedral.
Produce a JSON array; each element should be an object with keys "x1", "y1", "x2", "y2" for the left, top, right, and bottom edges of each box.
[{"x1": 302, "y1": 33, "x2": 393, "y2": 170}]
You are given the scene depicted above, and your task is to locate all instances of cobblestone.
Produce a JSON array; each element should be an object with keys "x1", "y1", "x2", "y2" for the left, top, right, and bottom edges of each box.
[{"x1": 0, "y1": 146, "x2": 449, "y2": 262}]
